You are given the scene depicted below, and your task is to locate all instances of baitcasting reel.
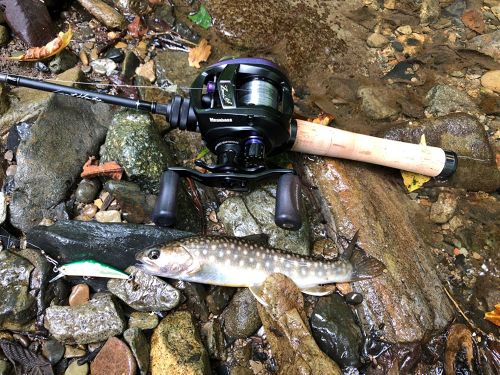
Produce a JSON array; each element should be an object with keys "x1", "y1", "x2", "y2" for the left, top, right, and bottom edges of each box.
[{"x1": 152, "y1": 58, "x2": 302, "y2": 230}]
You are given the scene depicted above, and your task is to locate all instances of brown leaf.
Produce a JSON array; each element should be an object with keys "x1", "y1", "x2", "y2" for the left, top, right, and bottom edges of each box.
[
  {"x1": 188, "y1": 39, "x2": 212, "y2": 69},
  {"x1": 462, "y1": 9, "x2": 485, "y2": 34},
  {"x1": 9, "y1": 28, "x2": 72, "y2": 61},
  {"x1": 484, "y1": 303, "x2": 500, "y2": 326},
  {"x1": 81, "y1": 157, "x2": 123, "y2": 180}
]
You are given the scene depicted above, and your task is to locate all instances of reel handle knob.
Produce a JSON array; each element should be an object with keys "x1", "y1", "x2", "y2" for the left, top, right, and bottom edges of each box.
[
  {"x1": 275, "y1": 174, "x2": 302, "y2": 230},
  {"x1": 152, "y1": 170, "x2": 180, "y2": 227}
]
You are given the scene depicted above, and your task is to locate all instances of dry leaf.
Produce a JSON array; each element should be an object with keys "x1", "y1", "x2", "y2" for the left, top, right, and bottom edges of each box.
[
  {"x1": 188, "y1": 39, "x2": 212, "y2": 69},
  {"x1": 135, "y1": 60, "x2": 156, "y2": 82},
  {"x1": 462, "y1": 9, "x2": 485, "y2": 34},
  {"x1": 308, "y1": 113, "x2": 335, "y2": 126},
  {"x1": 9, "y1": 28, "x2": 72, "y2": 61},
  {"x1": 401, "y1": 134, "x2": 431, "y2": 192},
  {"x1": 484, "y1": 303, "x2": 500, "y2": 326}
]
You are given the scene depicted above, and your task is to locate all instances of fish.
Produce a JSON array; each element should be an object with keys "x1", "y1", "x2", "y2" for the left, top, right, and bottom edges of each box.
[
  {"x1": 135, "y1": 235, "x2": 385, "y2": 301},
  {"x1": 49, "y1": 259, "x2": 130, "y2": 282}
]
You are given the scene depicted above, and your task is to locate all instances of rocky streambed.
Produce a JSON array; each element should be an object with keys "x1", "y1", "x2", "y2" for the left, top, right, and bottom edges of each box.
[{"x1": 0, "y1": 0, "x2": 499, "y2": 374}]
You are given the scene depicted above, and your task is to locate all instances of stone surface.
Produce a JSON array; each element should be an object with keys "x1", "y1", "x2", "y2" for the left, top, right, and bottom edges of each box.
[
  {"x1": 44, "y1": 294, "x2": 125, "y2": 344},
  {"x1": 27, "y1": 220, "x2": 193, "y2": 271},
  {"x1": 123, "y1": 328, "x2": 149, "y2": 375},
  {"x1": 77, "y1": 0, "x2": 125, "y2": 29},
  {"x1": 42, "y1": 338, "x2": 65, "y2": 364},
  {"x1": 69, "y1": 284, "x2": 90, "y2": 307},
  {"x1": 95, "y1": 210, "x2": 122, "y2": 223},
  {"x1": 221, "y1": 289, "x2": 261, "y2": 339},
  {"x1": 107, "y1": 266, "x2": 181, "y2": 311},
  {"x1": 310, "y1": 294, "x2": 362, "y2": 367},
  {"x1": 424, "y1": 85, "x2": 477, "y2": 116},
  {"x1": 65, "y1": 360, "x2": 89, "y2": 375},
  {"x1": 299, "y1": 157, "x2": 455, "y2": 343},
  {"x1": 0, "y1": 25, "x2": 9, "y2": 46},
  {"x1": 171, "y1": 281, "x2": 209, "y2": 322},
  {"x1": 0, "y1": 192, "x2": 6, "y2": 225},
  {"x1": 206, "y1": 287, "x2": 236, "y2": 315},
  {"x1": 481, "y1": 70, "x2": 500, "y2": 93},
  {"x1": 430, "y1": 192, "x2": 458, "y2": 224},
  {"x1": 9, "y1": 93, "x2": 112, "y2": 232},
  {"x1": 151, "y1": 311, "x2": 210, "y2": 375},
  {"x1": 256, "y1": 273, "x2": 342, "y2": 374},
  {"x1": 122, "y1": 51, "x2": 140, "y2": 79},
  {"x1": 367, "y1": 33, "x2": 389, "y2": 48},
  {"x1": 201, "y1": 319, "x2": 226, "y2": 360},
  {"x1": 420, "y1": 0, "x2": 440, "y2": 24},
  {"x1": 49, "y1": 50, "x2": 79, "y2": 74},
  {"x1": 75, "y1": 179, "x2": 101, "y2": 204},
  {"x1": 90, "y1": 58, "x2": 117, "y2": 75},
  {"x1": 90, "y1": 336, "x2": 136, "y2": 375},
  {"x1": 465, "y1": 30, "x2": 500, "y2": 62},
  {"x1": 0, "y1": 84, "x2": 9, "y2": 116},
  {"x1": 357, "y1": 86, "x2": 400, "y2": 120},
  {"x1": 155, "y1": 51, "x2": 200, "y2": 93},
  {"x1": 128, "y1": 312, "x2": 159, "y2": 330}
]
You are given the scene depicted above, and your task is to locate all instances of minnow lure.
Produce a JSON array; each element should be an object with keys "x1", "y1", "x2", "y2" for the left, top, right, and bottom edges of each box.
[{"x1": 49, "y1": 259, "x2": 130, "y2": 282}]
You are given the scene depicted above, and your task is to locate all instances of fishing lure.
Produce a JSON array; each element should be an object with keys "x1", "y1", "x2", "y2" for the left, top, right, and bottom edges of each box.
[{"x1": 49, "y1": 259, "x2": 130, "y2": 282}]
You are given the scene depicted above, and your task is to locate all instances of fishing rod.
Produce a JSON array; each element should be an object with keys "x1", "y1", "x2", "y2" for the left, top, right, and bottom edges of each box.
[{"x1": 0, "y1": 57, "x2": 457, "y2": 231}]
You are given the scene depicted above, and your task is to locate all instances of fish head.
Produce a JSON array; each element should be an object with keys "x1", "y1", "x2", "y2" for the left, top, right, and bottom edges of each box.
[{"x1": 135, "y1": 242, "x2": 197, "y2": 278}]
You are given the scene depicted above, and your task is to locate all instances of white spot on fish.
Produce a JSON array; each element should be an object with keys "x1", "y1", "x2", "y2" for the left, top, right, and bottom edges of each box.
[
  {"x1": 274, "y1": 267, "x2": 280, "y2": 273},
  {"x1": 273, "y1": 255, "x2": 278, "y2": 261},
  {"x1": 239, "y1": 260, "x2": 245, "y2": 266},
  {"x1": 211, "y1": 245, "x2": 217, "y2": 250},
  {"x1": 231, "y1": 244, "x2": 235, "y2": 250},
  {"x1": 226, "y1": 249, "x2": 231, "y2": 255},
  {"x1": 265, "y1": 261, "x2": 270, "y2": 268},
  {"x1": 202, "y1": 250, "x2": 208, "y2": 255},
  {"x1": 256, "y1": 252, "x2": 261, "y2": 257},
  {"x1": 243, "y1": 249, "x2": 248, "y2": 255},
  {"x1": 249, "y1": 258, "x2": 254, "y2": 263},
  {"x1": 233, "y1": 253, "x2": 238, "y2": 259},
  {"x1": 194, "y1": 251, "x2": 200, "y2": 257},
  {"x1": 256, "y1": 263, "x2": 261, "y2": 269},
  {"x1": 218, "y1": 250, "x2": 224, "y2": 257},
  {"x1": 209, "y1": 255, "x2": 215, "y2": 262},
  {"x1": 225, "y1": 259, "x2": 231, "y2": 266}
]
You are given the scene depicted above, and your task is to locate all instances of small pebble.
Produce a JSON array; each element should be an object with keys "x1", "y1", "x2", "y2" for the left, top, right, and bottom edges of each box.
[
  {"x1": 4, "y1": 150, "x2": 13, "y2": 162},
  {"x1": 104, "y1": 48, "x2": 125, "y2": 63},
  {"x1": 75, "y1": 179, "x2": 101, "y2": 204},
  {"x1": 35, "y1": 61, "x2": 50, "y2": 72},
  {"x1": 64, "y1": 360, "x2": 89, "y2": 375},
  {"x1": 79, "y1": 50, "x2": 89, "y2": 66},
  {"x1": 90, "y1": 337, "x2": 136, "y2": 375},
  {"x1": 135, "y1": 60, "x2": 156, "y2": 82},
  {"x1": 472, "y1": 252, "x2": 483, "y2": 261},
  {"x1": 367, "y1": 33, "x2": 389, "y2": 48},
  {"x1": 95, "y1": 210, "x2": 122, "y2": 223},
  {"x1": 82, "y1": 65, "x2": 92, "y2": 74},
  {"x1": 42, "y1": 339, "x2": 65, "y2": 365},
  {"x1": 82, "y1": 204, "x2": 98, "y2": 218},
  {"x1": 209, "y1": 210, "x2": 218, "y2": 223},
  {"x1": 128, "y1": 312, "x2": 159, "y2": 330},
  {"x1": 396, "y1": 25, "x2": 412, "y2": 35},
  {"x1": 69, "y1": 284, "x2": 90, "y2": 307},
  {"x1": 64, "y1": 345, "x2": 86, "y2": 358},
  {"x1": 90, "y1": 59, "x2": 117, "y2": 76},
  {"x1": 6, "y1": 165, "x2": 16, "y2": 176},
  {"x1": 336, "y1": 282, "x2": 352, "y2": 295},
  {"x1": 345, "y1": 292, "x2": 364, "y2": 305}
]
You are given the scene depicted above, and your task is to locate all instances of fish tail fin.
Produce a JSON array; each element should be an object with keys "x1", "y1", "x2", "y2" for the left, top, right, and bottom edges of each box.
[{"x1": 350, "y1": 250, "x2": 386, "y2": 280}]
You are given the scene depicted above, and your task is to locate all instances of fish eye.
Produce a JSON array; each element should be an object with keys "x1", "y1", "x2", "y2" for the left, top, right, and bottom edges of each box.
[{"x1": 148, "y1": 249, "x2": 160, "y2": 260}]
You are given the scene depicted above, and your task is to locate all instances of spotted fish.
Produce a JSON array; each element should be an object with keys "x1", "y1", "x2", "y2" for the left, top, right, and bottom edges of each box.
[{"x1": 135, "y1": 235, "x2": 385, "y2": 300}]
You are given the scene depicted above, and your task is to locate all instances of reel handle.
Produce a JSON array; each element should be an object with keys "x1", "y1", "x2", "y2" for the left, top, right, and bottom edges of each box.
[
  {"x1": 275, "y1": 174, "x2": 302, "y2": 230},
  {"x1": 152, "y1": 170, "x2": 180, "y2": 227},
  {"x1": 291, "y1": 120, "x2": 457, "y2": 178}
]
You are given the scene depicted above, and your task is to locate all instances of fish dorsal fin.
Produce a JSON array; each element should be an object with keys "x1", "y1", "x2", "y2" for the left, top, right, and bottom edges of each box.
[
  {"x1": 341, "y1": 230, "x2": 359, "y2": 261},
  {"x1": 248, "y1": 284, "x2": 268, "y2": 307},
  {"x1": 239, "y1": 233, "x2": 270, "y2": 246},
  {"x1": 301, "y1": 284, "x2": 337, "y2": 296}
]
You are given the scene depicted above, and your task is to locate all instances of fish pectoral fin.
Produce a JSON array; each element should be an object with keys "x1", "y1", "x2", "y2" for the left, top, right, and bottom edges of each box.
[
  {"x1": 301, "y1": 284, "x2": 337, "y2": 296},
  {"x1": 248, "y1": 285, "x2": 268, "y2": 307},
  {"x1": 182, "y1": 260, "x2": 202, "y2": 276}
]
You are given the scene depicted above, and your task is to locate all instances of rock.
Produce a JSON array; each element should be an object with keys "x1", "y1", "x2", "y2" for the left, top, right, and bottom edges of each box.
[
  {"x1": 75, "y1": 179, "x2": 101, "y2": 203},
  {"x1": 121, "y1": 51, "x2": 140, "y2": 79},
  {"x1": 256, "y1": 273, "x2": 342, "y2": 374},
  {"x1": 90, "y1": 58, "x2": 117, "y2": 75},
  {"x1": 104, "y1": 48, "x2": 124, "y2": 63},
  {"x1": 49, "y1": 50, "x2": 79, "y2": 74},
  {"x1": 155, "y1": 51, "x2": 200, "y2": 93},
  {"x1": 201, "y1": 319, "x2": 226, "y2": 360},
  {"x1": 206, "y1": 287, "x2": 236, "y2": 315},
  {"x1": 172, "y1": 281, "x2": 209, "y2": 322},
  {"x1": 424, "y1": 85, "x2": 477, "y2": 116},
  {"x1": 151, "y1": 311, "x2": 210, "y2": 375},
  {"x1": 0, "y1": 360, "x2": 11, "y2": 375},
  {"x1": 27, "y1": 220, "x2": 193, "y2": 271},
  {"x1": 123, "y1": 328, "x2": 149, "y2": 375},
  {"x1": 481, "y1": 70, "x2": 500, "y2": 93},
  {"x1": 77, "y1": 0, "x2": 125, "y2": 29},
  {"x1": 357, "y1": 86, "x2": 400, "y2": 120},
  {"x1": 430, "y1": 192, "x2": 458, "y2": 224},
  {"x1": 218, "y1": 196, "x2": 260, "y2": 236},
  {"x1": 103, "y1": 180, "x2": 156, "y2": 224},
  {"x1": 0, "y1": 251, "x2": 36, "y2": 328},
  {"x1": 65, "y1": 360, "x2": 89, "y2": 375},
  {"x1": 380, "y1": 113, "x2": 500, "y2": 192},
  {"x1": 69, "y1": 284, "x2": 90, "y2": 306},
  {"x1": 0, "y1": 0, "x2": 56, "y2": 46},
  {"x1": 129, "y1": 311, "x2": 159, "y2": 330},
  {"x1": 172, "y1": 22, "x2": 200, "y2": 44},
  {"x1": 221, "y1": 289, "x2": 261, "y2": 339},
  {"x1": 148, "y1": 4, "x2": 175, "y2": 31},
  {"x1": 0, "y1": 84, "x2": 9, "y2": 116},
  {"x1": 345, "y1": 292, "x2": 364, "y2": 305},
  {"x1": 465, "y1": 30, "x2": 500, "y2": 62},
  {"x1": 44, "y1": 294, "x2": 125, "y2": 344},
  {"x1": 9, "y1": 93, "x2": 112, "y2": 232},
  {"x1": 64, "y1": 345, "x2": 87, "y2": 358},
  {"x1": 310, "y1": 294, "x2": 362, "y2": 367},
  {"x1": 366, "y1": 33, "x2": 389, "y2": 48},
  {"x1": 230, "y1": 367, "x2": 253, "y2": 375},
  {"x1": 90, "y1": 337, "x2": 136, "y2": 375},
  {"x1": 0, "y1": 25, "x2": 9, "y2": 46},
  {"x1": 300, "y1": 157, "x2": 455, "y2": 343},
  {"x1": 95, "y1": 210, "x2": 122, "y2": 223},
  {"x1": 42, "y1": 338, "x2": 65, "y2": 364},
  {"x1": 0, "y1": 192, "x2": 6, "y2": 225},
  {"x1": 420, "y1": 0, "x2": 440, "y2": 24},
  {"x1": 107, "y1": 266, "x2": 181, "y2": 311},
  {"x1": 113, "y1": 0, "x2": 148, "y2": 14},
  {"x1": 136, "y1": 60, "x2": 156, "y2": 82},
  {"x1": 492, "y1": 5, "x2": 500, "y2": 20},
  {"x1": 396, "y1": 25, "x2": 412, "y2": 35}
]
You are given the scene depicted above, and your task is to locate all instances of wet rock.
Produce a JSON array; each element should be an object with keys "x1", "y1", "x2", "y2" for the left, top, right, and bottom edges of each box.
[
  {"x1": 367, "y1": 33, "x2": 389, "y2": 48},
  {"x1": 0, "y1": 0, "x2": 56, "y2": 46},
  {"x1": 75, "y1": 179, "x2": 101, "y2": 203},
  {"x1": 0, "y1": 25, "x2": 9, "y2": 46},
  {"x1": 0, "y1": 360, "x2": 11, "y2": 375},
  {"x1": 257, "y1": 273, "x2": 342, "y2": 374},
  {"x1": 443, "y1": 0, "x2": 466, "y2": 20},
  {"x1": 64, "y1": 345, "x2": 86, "y2": 358},
  {"x1": 0, "y1": 192, "x2": 6, "y2": 225},
  {"x1": 65, "y1": 360, "x2": 89, "y2": 375},
  {"x1": 49, "y1": 50, "x2": 79, "y2": 74},
  {"x1": 420, "y1": 0, "x2": 440, "y2": 24},
  {"x1": 44, "y1": 294, "x2": 125, "y2": 344},
  {"x1": 201, "y1": 319, "x2": 226, "y2": 360},
  {"x1": 221, "y1": 289, "x2": 261, "y2": 340},
  {"x1": 357, "y1": 86, "x2": 400, "y2": 120},
  {"x1": 27, "y1": 220, "x2": 193, "y2": 271},
  {"x1": 9, "y1": 93, "x2": 112, "y2": 232},
  {"x1": 172, "y1": 22, "x2": 200, "y2": 44},
  {"x1": 149, "y1": 4, "x2": 176, "y2": 31},
  {"x1": 42, "y1": 338, "x2": 65, "y2": 365},
  {"x1": 481, "y1": 70, "x2": 500, "y2": 93},
  {"x1": 114, "y1": 0, "x2": 148, "y2": 14},
  {"x1": 104, "y1": 48, "x2": 124, "y2": 63},
  {"x1": 104, "y1": 180, "x2": 156, "y2": 224},
  {"x1": 424, "y1": 85, "x2": 477, "y2": 116},
  {"x1": 0, "y1": 84, "x2": 9, "y2": 116},
  {"x1": 90, "y1": 58, "x2": 117, "y2": 75},
  {"x1": 101, "y1": 109, "x2": 168, "y2": 194},
  {"x1": 107, "y1": 266, "x2": 181, "y2": 311},
  {"x1": 172, "y1": 281, "x2": 209, "y2": 322},
  {"x1": 206, "y1": 287, "x2": 236, "y2": 315},
  {"x1": 95, "y1": 210, "x2": 122, "y2": 223},
  {"x1": 136, "y1": 60, "x2": 156, "y2": 82},
  {"x1": 90, "y1": 336, "x2": 136, "y2": 375},
  {"x1": 0, "y1": 251, "x2": 36, "y2": 328},
  {"x1": 155, "y1": 51, "x2": 200, "y2": 92},
  {"x1": 129, "y1": 311, "x2": 159, "y2": 330},
  {"x1": 123, "y1": 328, "x2": 149, "y2": 375},
  {"x1": 151, "y1": 311, "x2": 210, "y2": 375},
  {"x1": 430, "y1": 192, "x2": 458, "y2": 224},
  {"x1": 345, "y1": 292, "x2": 363, "y2": 305},
  {"x1": 311, "y1": 294, "x2": 362, "y2": 367},
  {"x1": 218, "y1": 196, "x2": 260, "y2": 236},
  {"x1": 69, "y1": 284, "x2": 90, "y2": 307},
  {"x1": 465, "y1": 30, "x2": 500, "y2": 62},
  {"x1": 121, "y1": 51, "x2": 140, "y2": 79},
  {"x1": 77, "y1": 0, "x2": 126, "y2": 29}
]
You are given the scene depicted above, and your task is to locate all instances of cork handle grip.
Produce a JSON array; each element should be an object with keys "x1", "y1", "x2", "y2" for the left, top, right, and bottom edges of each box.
[{"x1": 291, "y1": 120, "x2": 456, "y2": 177}]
